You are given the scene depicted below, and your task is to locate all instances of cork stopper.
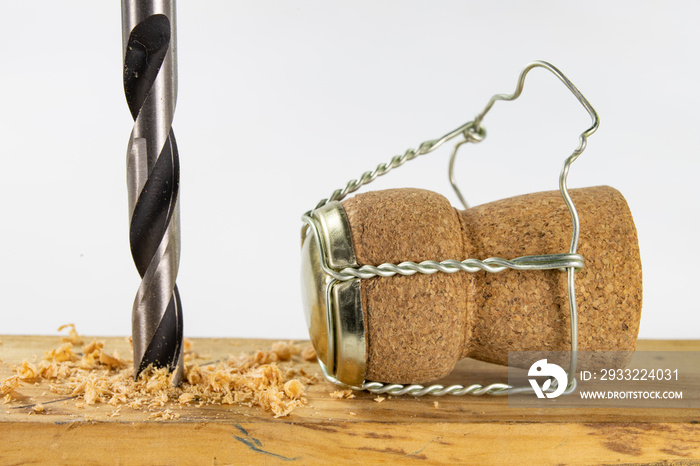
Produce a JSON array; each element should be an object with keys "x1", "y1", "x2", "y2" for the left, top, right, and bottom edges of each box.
[{"x1": 342, "y1": 186, "x2": 642, "y2": 384}]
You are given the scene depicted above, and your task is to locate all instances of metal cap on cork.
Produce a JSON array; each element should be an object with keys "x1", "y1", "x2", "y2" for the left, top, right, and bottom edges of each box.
[{"x1": 301, "y1": 202, "x2": 366, "y2": 388}]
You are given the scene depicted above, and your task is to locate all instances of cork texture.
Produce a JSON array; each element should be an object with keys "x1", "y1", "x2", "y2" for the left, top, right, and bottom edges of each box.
[
  {"x1": 342, "y1": 189, "x2": 473, "y2": 383},
  {"x1": 461, "y1": 186, "x2": 643, "y2": 366},
  {"x1": 342, "y1": 186, "x2": 642, "y2": 384}
]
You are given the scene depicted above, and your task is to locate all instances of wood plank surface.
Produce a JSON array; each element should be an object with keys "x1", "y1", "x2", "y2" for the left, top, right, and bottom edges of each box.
[{"x1": 1, "y1": 336, "x2": 699, "y2": 465}]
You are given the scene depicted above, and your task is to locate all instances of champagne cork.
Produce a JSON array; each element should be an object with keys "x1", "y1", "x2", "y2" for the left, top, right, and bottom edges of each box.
[{"x1": 342, "y1": 186, "x2": 642, "y2": 384}]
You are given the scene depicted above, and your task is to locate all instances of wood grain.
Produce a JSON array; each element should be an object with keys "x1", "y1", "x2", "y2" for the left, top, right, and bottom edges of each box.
[{"x1": 1, "y1": 336, "x2": 699, "y2": 465}]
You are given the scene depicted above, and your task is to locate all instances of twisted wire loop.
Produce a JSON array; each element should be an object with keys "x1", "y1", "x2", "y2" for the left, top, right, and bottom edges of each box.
[
  {"x1": 331, "y1": 254, "x2": 584, "y2": 281},
  {"x1": 303, "y1": 61, "x2": 600, "y2": 397},
  {"x1": 123, "y1": 2, "x2": 183, "y2": 384},
  {"x1": 308, "y1": 121, "x2": 485, "y2": 215},
  {"x1": 362, "y1": 382, "x2": 512, "y2": 397}
]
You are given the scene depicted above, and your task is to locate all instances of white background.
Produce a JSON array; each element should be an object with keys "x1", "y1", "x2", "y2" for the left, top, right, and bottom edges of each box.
[{"x1": 1, "y1": 1, "x2": 698, "y2": 340}]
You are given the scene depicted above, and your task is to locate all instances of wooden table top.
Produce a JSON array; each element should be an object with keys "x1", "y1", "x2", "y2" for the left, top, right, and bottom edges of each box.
[{"x1": 1, "y1": 335, "x2": 699, "y2": 465}]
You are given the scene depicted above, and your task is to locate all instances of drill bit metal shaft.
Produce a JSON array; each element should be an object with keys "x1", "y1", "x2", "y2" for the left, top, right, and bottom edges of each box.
[{"x1": 121, "y1": 0, "x2": 183, "y2": 384}]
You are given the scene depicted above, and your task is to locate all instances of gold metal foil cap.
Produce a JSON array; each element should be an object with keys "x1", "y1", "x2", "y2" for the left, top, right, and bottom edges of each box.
[{"x1": 301, "y1": 202, "x2": 366, "y2": 388}]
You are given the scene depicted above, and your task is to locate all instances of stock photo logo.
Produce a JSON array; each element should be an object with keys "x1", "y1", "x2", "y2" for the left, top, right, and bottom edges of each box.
[{"x1": 528, "y1": 359, "x2": 568, "y2": 399}]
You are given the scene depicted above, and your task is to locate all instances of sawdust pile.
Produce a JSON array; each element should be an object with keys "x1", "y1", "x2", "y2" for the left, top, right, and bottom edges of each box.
[{"x1": 2, "y1": 325, "x2": 317, "y2": 419}]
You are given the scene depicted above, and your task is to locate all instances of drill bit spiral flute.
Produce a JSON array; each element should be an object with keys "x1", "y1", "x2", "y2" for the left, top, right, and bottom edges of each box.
[{"x1": 121, "y1": 0, "x2": 183, "y2": 384}]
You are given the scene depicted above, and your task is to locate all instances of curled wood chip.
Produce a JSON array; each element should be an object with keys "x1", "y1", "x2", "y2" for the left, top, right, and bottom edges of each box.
[
  {"x1": 283, "y1": 380, "x2": 304, "y2": 399},
  {"x1": 271, "y1": 341, "x2": 300, "y2": 362},
  {"x1": 99, "y1": 352, "x2": 123, "y2": 369},
  {"x1": 1, "y1": 375, "x2": 21, "y2": 396},
  {"x1": 183, "y1": 339, "x2": 193, "y2": 353},
  {"x1": 32, "y1": 403, "x2": 45, "y2": 414},
  {"x1": 58, "y1": 324, "x2": 83, "y2": 345},
  {"x1": 16, "y1": 362, "x2": 40, "y2": 381},
  {"x1": 301, "y1": 345, "x2": 316, "y2": 362},
  {"x1": 178, "y1": 393, "x2": 196, "y2": 404},
  {"x1": 82, "y1": 339, "x2": 103, "y2": 355},
  {"x1": 330, "y1": 390, "x2": 355, "y2": 399},
  {"x1": 44, "y1": 343, "x2": 78, "y2": 363}
]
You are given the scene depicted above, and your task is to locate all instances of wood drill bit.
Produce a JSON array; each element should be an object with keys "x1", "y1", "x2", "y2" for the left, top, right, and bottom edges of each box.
[{"x1": 121, "y1": 0, "x2": 183, "y2": 384}]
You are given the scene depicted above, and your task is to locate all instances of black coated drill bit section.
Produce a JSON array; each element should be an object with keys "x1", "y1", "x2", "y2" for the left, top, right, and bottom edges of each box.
[{"x1": 122, "y1": 2, "x2": 183, "y2": 384}]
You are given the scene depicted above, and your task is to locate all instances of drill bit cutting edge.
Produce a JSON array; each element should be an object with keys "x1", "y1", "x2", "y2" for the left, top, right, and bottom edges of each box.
[{"x1": 121, "y1": 0, "x2": 183, "y2": 384}]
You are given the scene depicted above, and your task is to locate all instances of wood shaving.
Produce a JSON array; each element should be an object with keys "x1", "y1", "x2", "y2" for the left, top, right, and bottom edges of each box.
[
  {"x1": 44, "y1": 343, "x2": 78, "y2": 363},
  {"x1": 329, "y1": 389, "x2": 355, "y2": 399},
  {"x1": 0, "y1": 326, "x2": 315, "y2": 420},
  {"x1": 271, "y1": 341, "x2": 300, "y2": 362},
  {"x1": 57, "y1": 324, "x2": 83, "y2": 345},
  {"x1": 183, "y1": 339, "x2": 193, "y2": 353},
  {"x1": 16, "y1": 361, "x2": 40, "y2": 381},
  {"x1": 148, "y1": 409, "x2": 179, "y2": 421},
  {"x1": 301, "y1": 345, "x2": 316, "y2": 362},
  {"x1": 99, "y1": 352, "x2": 123, "y2": 369},
  {"x1": 374, "y1": 396, "x2": 385, "y2": 403},
  {"x1": 433, "y1": 401, "x2": 439, "y2": 408},
  {"x1": 283, "y1": 380, "x2": 304, "y2": 399},
  {"x1": 32, "y1": 403, "x2": 45, "y2": 414},
  {"x1": 1, "y1": 375, "x2": 20, "y2": 396},
  {"x1": 349, "y1": 411, "x2": 356, "y2": 416}
]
